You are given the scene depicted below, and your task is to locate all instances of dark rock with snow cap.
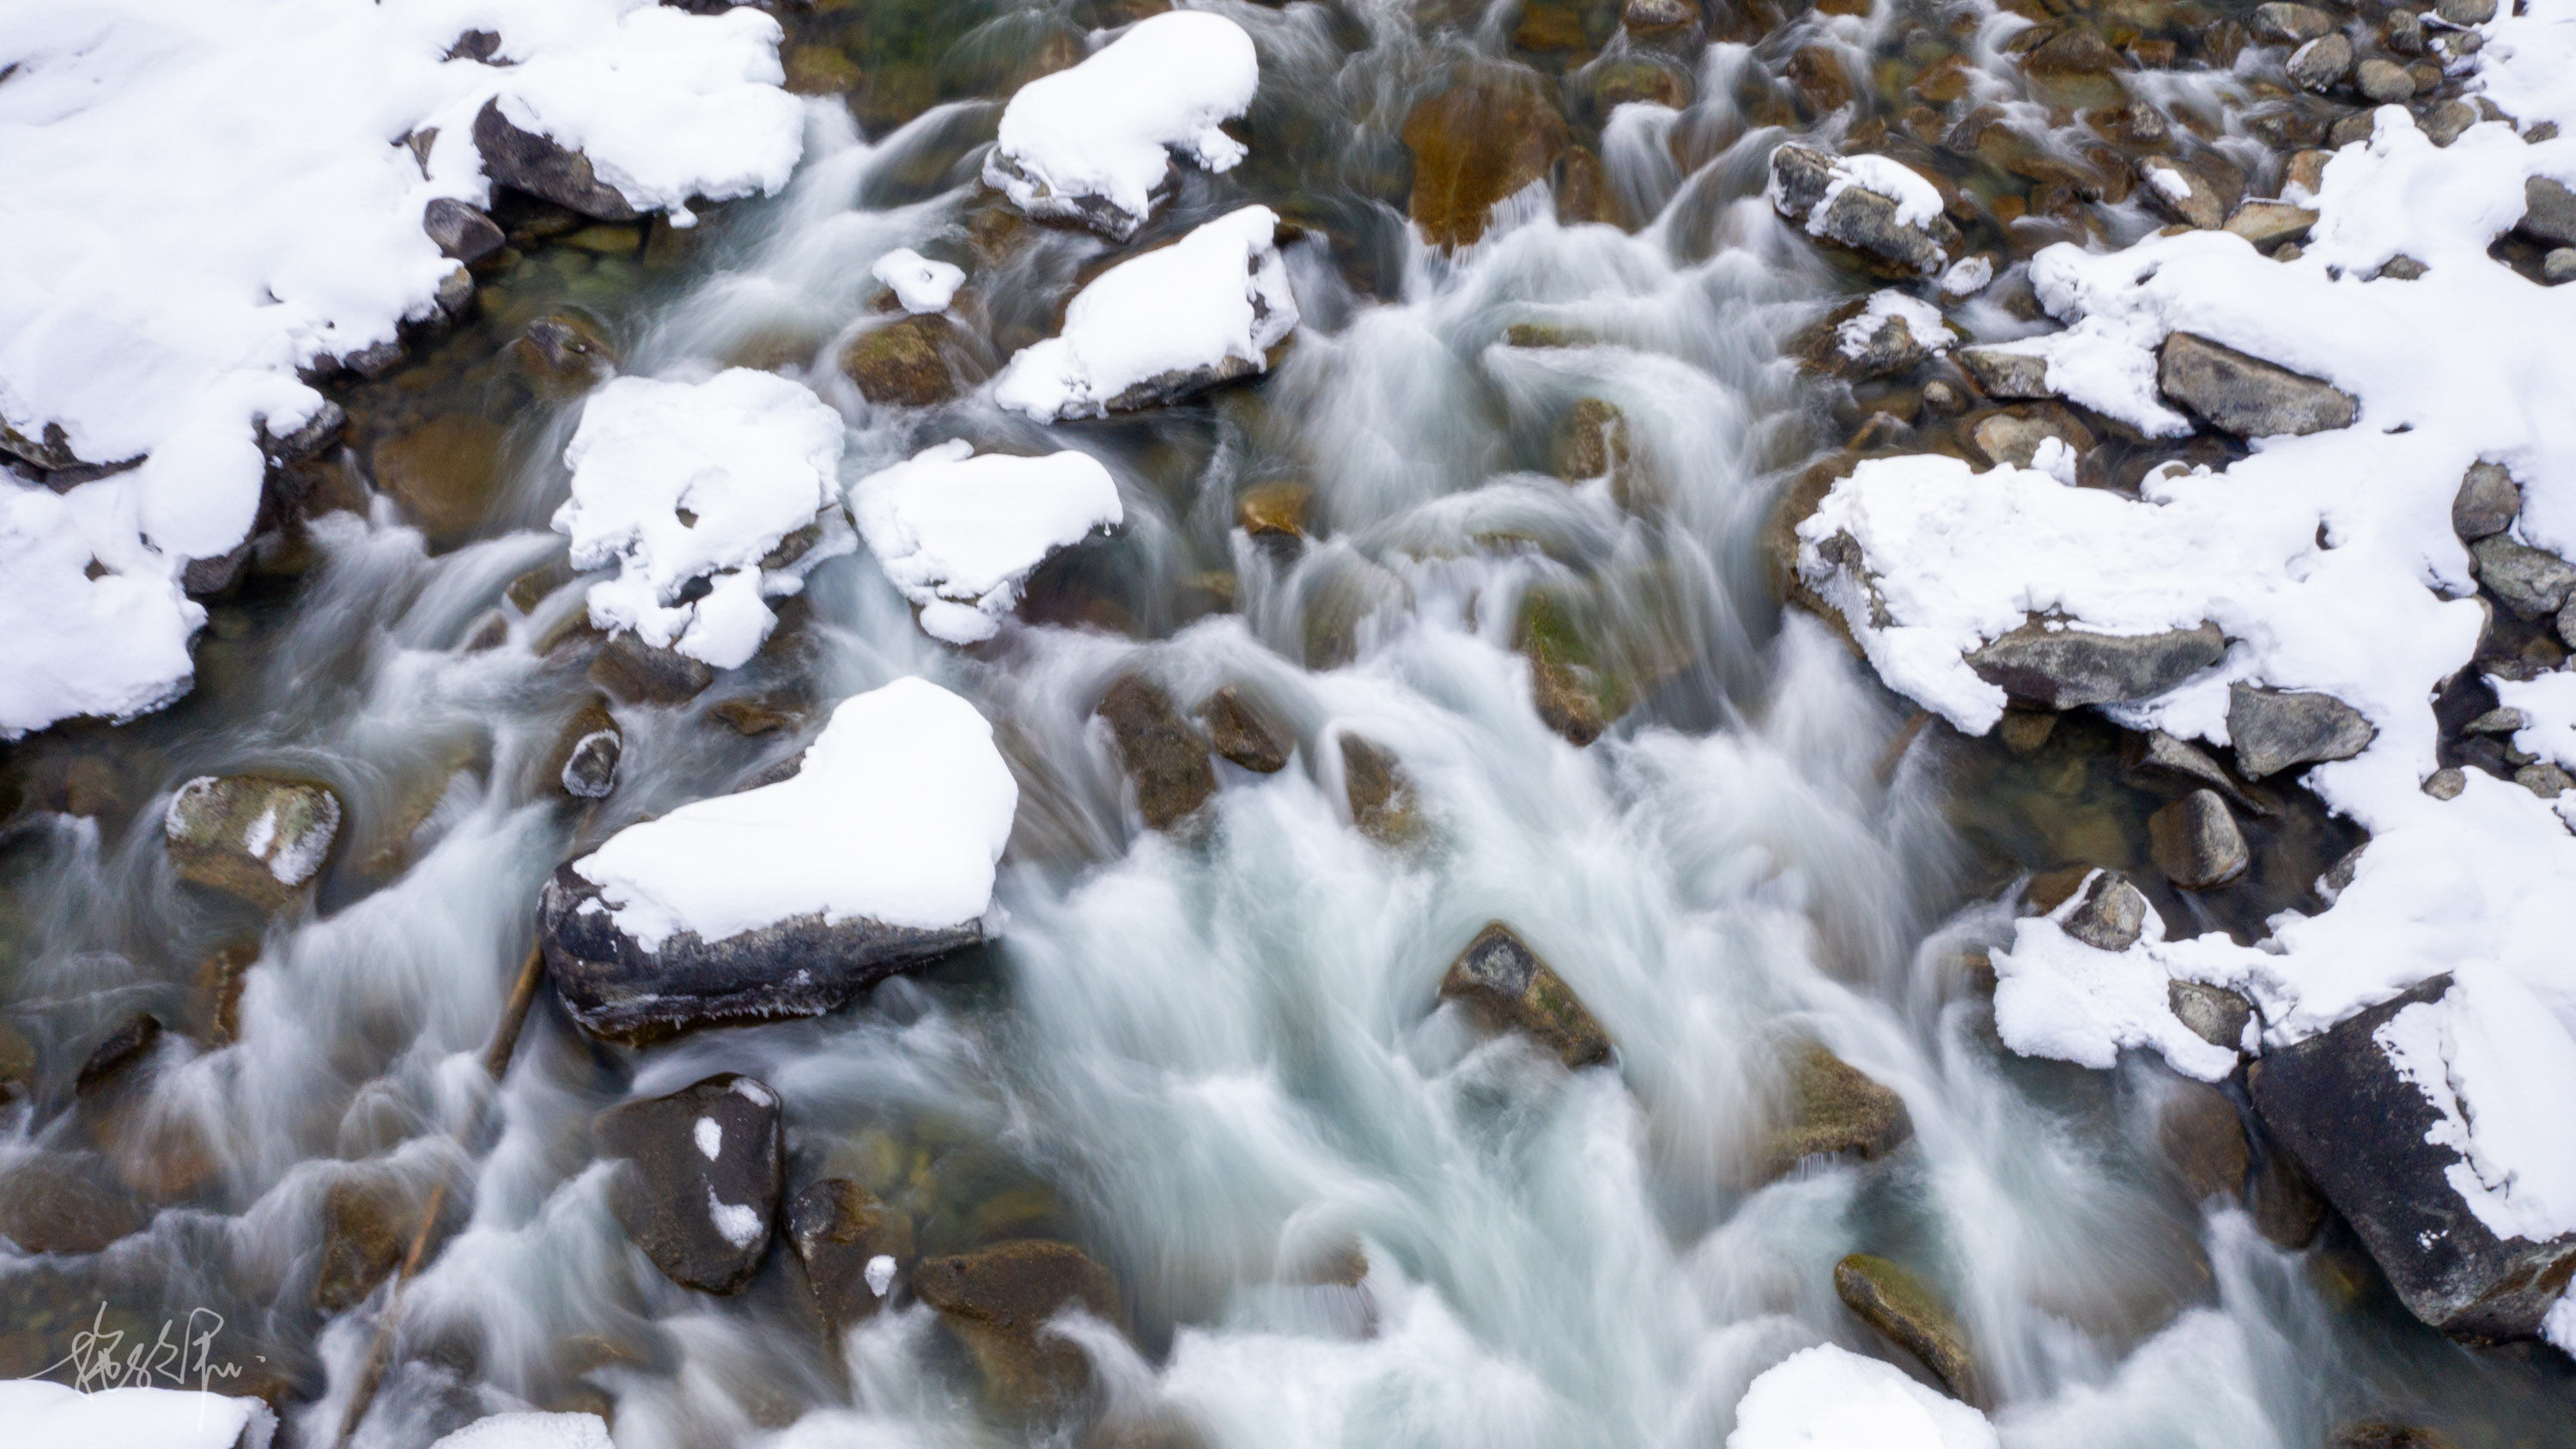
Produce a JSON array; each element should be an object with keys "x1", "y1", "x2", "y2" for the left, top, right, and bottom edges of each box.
[
  {"x1": 2470, "y1": 535, "x2": 2576, "y2": 619},
  {"x1": 2250, "y1": 977, "x2": 2576, "y2": 1342},
  {"x1": 788, "y1": 1178, "x2": 914, "y2": 1335},
  {"x1": 2452, "y1": 462, "x2": 2520, "y2": 539},
  {"x1": 2136, "y1": 155, "x2": 2226, "y2": 230},
  {"x1": 1967, "y1": 620, "x2": 2227, "y2": 710},
  {"x1": 473, "y1": 98, "x2": 640, "y2": 221},
  {"x1": 2148, "y1": 789, "x2": 2250, "y2": 888},
  {"x1": 2158, "y1": 332, "x2": 2356, "y2": 437},
  {"x1": 2227, "y1": 685, "x2": 2374, "y2": 778},
  {"x1": 164, "y1": 775, "x2": 343, "y2": 911},
  {"x1": 598, "y1": 1073, "x2": 783, "y2": 1294},
  {"x1": 1768, "y1": 143, "x2": 1962, "y2": 277},
  {"x1": 423, "y1": 198, "x2": 506, "y2": 265},
  {"x1": 539, "y1": 863, "x2": 984, "y2": 1044},
  {"x1": 1439, "y1": 922, "x2": 1612, "y2": 1068}
]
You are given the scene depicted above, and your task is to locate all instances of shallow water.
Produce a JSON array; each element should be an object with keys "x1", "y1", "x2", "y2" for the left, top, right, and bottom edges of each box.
[{"x1": 3, "y1": 1, "x2": 2573, "y2": 1446}]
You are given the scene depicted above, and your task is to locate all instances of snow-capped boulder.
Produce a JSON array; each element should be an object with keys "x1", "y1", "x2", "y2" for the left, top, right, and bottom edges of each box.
[
  {"x1": 598, "y1": 1073, "x2": 782, "y2": 1294},
  {"x1": 555, "y1": 369, "x2": 851, "y2": 672},
  {"x1": 1768, "y1": 144, "x2": 1962, "y2": 277},
  {"x1": 540, "y1": 678, "x2": 1018, "y2": 1041},
  {"x1": 870, "y1": 248, "x2": 965, "y2": 314},
  {"x1": 993, "y1": 206, "x2": 1299, "y2": 422},
  {"x1": 0, "y1": 1380, "x2": 276, "y2": 1449},
  {"x1": 431, "y1": 1413, "x2": 612, "y2": 1449},
  {"x1": 1725, "y1": 1343, "x2": 1996, "y2": 1449},
  {"x1": 164, "y1": 775, "x2": 343, "y2": 910},
  {"x1": 981, "y1": 10, "x2": 1259, "y2": 240},
  {"x1": 851, "y1": 441, "x2": 1122, "y2": 644}
]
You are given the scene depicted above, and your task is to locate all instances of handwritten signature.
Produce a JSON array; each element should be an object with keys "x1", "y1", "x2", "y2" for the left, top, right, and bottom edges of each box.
[{"x1": 34, "y1": 1302, "x2": 248, "y2": 1395}]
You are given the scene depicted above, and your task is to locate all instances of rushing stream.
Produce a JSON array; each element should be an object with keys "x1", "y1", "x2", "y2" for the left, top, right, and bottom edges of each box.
[{"x1": 3, "y1": 1, "x2": 2572, "y2": 1446}]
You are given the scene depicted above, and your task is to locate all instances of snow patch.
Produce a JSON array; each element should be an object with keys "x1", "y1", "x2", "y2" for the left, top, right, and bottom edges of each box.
[
  {"x1": 0, "y1": 479, "x2": 204, "y2": 740},
  {"x1": 870, "y1": 248, "x2": 965, "y2": 314},
  {"x1": 694, "y1": 1117, "x2": 722, "y2": 1161},
  {"x1": 0, "y1": 1380, "x2": 275, "y2": 1449},
  {"x1": 1837, "y1": 290, "x2": 1957, "y2": 360},
  {"x1": 1992, "y1": 899, "x2": 2241, "y2": 1082},
  {"x1": 708, "y1": 1185, "x2": 764, "y2": 1249},
  {"x1": 866, "y1": 1253, "x2": 896, "y2": 1297},
  {"x1": 852, "y1": 441, "x2": 1123, "y2": 644},
  {"x1": 1726, "y1": 1344, "x2": 1996, "y2": 1449},
  {"x1": 430, "y1": 1410, "x2": 614, "y2": 1449},
  {"x1": 2374, "y1": 968, "x2": 2576, "y2": 1244},
  {"x1": 1820, "y1": 154, "x2": 1947, "y2": 232}
]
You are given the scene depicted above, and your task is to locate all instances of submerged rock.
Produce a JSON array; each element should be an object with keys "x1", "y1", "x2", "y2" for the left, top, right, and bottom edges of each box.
[
  {"x1": 1097, "y1": 673, "x2": 1217, "y2": 830},
  {"x1": 588, "y1": 631, "x2": 718, "y2": 705},
  {"x1": 74, "y1": 1012, "x2": 161, "y2": 1094},
  {"x1": 371, "y1": 414, "x2": 506, "y2": 549},
  {"x1": 1966, "y1": 621, "x2": 2227, "y2": 711},
  {"x1": 2251, "y1": 3, "x2": 2335, "y2": 43},
  {"x1": 1769, "y1": 144, "x2": 1962, "y2": 277},
  {"x1": 840, "y1": 314, "x2": 964, "y2": 408},
  {"x1": 2148, "y1": 789, "x2": 2250, "y2": 889},
  {"x1": 1340, "y1": 734, "x2": 1423, "y2": 845},
  {"x1": 1832, "y1": 1253, "x2": 1978, "y2": 1402},
  {"x1": 2226, "y1": 685, "x2": 2373, "y2": 778},
  {"x1": 2157, "y1": 332, "x2": 2356, "y2": 438},
  {"x1": 2157, "y1": 1079, "x2": 2250, "y2": 1202},
  {"x1": 164, "y1": 775, "x2": 343, "y2": 910},
  {"x1": 2250, "y1": 977, "x2": 2576, "y2": 1342},
  {"x1": 598, "y1": 1074, "x2": 783, "y2": 1294},
  {"x1": 1401, "y1": 68, "x2": 1569, "y2": 249},
  {"x1": 474, "y1": 98, "x2": 639, "y2": 221},
  {"x1": 1200, "y1": 685, "x2": 1290, "y2": 773},
  {"x1": 914, "y1": 1239, "x2": 1121, "y2": 1410},
  {"x1": 1765, "y1": 1043, "x2": 1914, "y2": 1174},
  {"x1": 314, "y1": 1172, "x2": 422, "y2": 1313},
  {"x1": 1437, "y1": 922, "x2": 1613, "y2": 1068},
  {"x1": 787, "y1": 1178, "x2": 915, "y2": 1336}
]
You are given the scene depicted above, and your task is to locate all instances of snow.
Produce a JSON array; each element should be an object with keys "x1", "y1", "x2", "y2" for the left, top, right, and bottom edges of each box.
[
  {"x1": 851, "y1": 441, "x2": 1124, "y2": 644},
  {"x1": 866, "y1": 1253, "x2": 896, "y2": 1297},
  {"x1": 1938, "y1": 256, "x2": 1993, "y2": 298},
  {"x1": 0, "y1": 0, "x2": 804, "y2": 736},
  {"x1": 431, "y1": 1411, "x2": 613, "y2": 1449},
  {"x1": 1725, "y1": 1344, "x2": 1996, "y2": 1449},
  {"x1": 980, "y1": 9, "x2": 1260, "y2": 240},
  {"x1": 870, "y1": 248, "x2": 964, "y2": 314},
  {"x1": 1820, "y1": 155, "x2": 1946, "y2": 232},
  {"x1": 556, "y1": 369, "x2": 851, "y2": 670},
  {"x1": 1837, "y1": 290, "x2": 1956, "y2": 361},
  {"x1": 2549, "y1": 1292, "x2": 2576, "y2": 1356},
  {"x1": 2495, "y1": 670, "x2": 2576, "y2": 774},
  {"x1": 695, "y1": 1117, "x2": 722, "y2": 1161},
  {"x1": 1991, "y1": 885, "x2": 2242, "y2": 1082},
  {"x1": 708, "y1": 1185, "x2": 765, "y2": 1249},
  {"x1": 1793, "y1": 3, "x2": 2576, "y2": 1251},
  {"x1": 571, "y1": 677, "x2": 1018, "y2": 950},
  {"x1": 0, "y1": 1380, "x2": 275, "y2": 1449},
  {"x1": 993, "y1": 205, "x2": 1299, "y2": 423}
]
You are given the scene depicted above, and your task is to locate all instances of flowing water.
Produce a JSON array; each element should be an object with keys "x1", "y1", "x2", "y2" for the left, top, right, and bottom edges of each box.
[{"x1": 3, "y1": 1, "x2": 2573, "y2": 1446}]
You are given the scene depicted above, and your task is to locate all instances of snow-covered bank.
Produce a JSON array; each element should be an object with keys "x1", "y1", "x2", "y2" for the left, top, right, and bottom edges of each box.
[
  {"x1": 852, "y1": 440, "x2": 1123, "y2": 644},
  {"x1": 0, "y1": 1380, "x2": 276, "y2": 1449},
  {"x1": 0, "y1": 0, "x2": 805, "y2": 734},
  {"x1": 556, "y1": 369, "x2": 850, "y2": 670}
]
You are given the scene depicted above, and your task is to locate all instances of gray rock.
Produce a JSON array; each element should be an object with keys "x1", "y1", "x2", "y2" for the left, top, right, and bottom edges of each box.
[
  {"x1": 2251, "y1": 977, "x2": 2576, "y2": 1342},
  {"x1": 343, "y1": 338, "x2": 404, "y2": 379},
  {"x1": 2063, "y1": 870, "x2": 2152, "y2": 951},
  {"x1": 1956, "y1": 346, "x2": 2052, "y2": 399},
  {"x1": 787, "y1": 1178, "x2": 914, "y2": 1335},
  {"x1": 2125, "y1": 728, "x2": 2266, "y2": 813},
  {"x1": 434, "y1": 265, "x2": 475, "y2": 318},
  {"x1": 1967, "y1": 620, "x2": 2227, "y2": 710},
  {"x1": 2421, "y1": 100, "x2": 2479, "y2": 148},
  {"x1": 2288, "y1": 34, "x2": 2354, "y2": 91},
  {"x1": 2470, "y1": 535, "x2": 2576, "y2": 618},
  {"x1": 2385, "y1": 9, "x2": 2427, "y2": 54},
  {"x1": 1967, "y1": 406, "x2": 2094, "y2": 470},
  {"x1": 2159, "y1": 1078, "x2": 2250, "y2": 1201},
  {"x1": 2148, "y1": 789, "x2": 2250, "y2": 888},
  {"x1": 2547, "y1": 248, "x2": 2576, "y2": 285},
  {"x1": 2518, "y1": 762, "x2": 2573, "y2": 798},
  {"x1": 2168, "y1": 980, "x2": 2256, "y2": 1050},
  {"x1": 1837, "y1": 309, "x2": 1936, "y2": 380},
  {"x1": 2375, "y1": 254, "x2": 2429, "y2": 281},
  {"x1": 258, "y1": 400, "x2": 346, "y2": 465},
  {"x1": 2464, "y1": 706, "x2": 2529, "y2": 736},
  {"x1": 2517, "y1": 176, "x2": 2576, "y2": 249},
  {"x1": 2560, "y1": 597, "x2": 2576, "y2": 648},
  {"x1": 561, "y1": 727, "x2": 622, "y2": 799},
  {"x1": 472, "y1": 97, "x2": 640, "y2": 221},
  {"x1": 2437, "y1": 0, "x2": 2498, "y2": 22},
  {"x1": 1439, "y1": 922, "x2": 1613, "y2": 1068},
  {"x1": 2224, "y1": 201, "x2": 2318, "y2": 251},
  {"x1": 1621, "y1": 0, "x2": 1699, "y2": 33},
  {"x1": 1097, "y1": 673, "x2": 1215, "y2": 831},
  {"x1": 164, "y1": 775, "x2": 343, "y2": 910},
  {"x1": 598, "y1": 1073, "x2": 782, "y2": 1294},
  {"x1": 182, "y1": 541, "x2": 253, "y2": 598},
  {"x1": 2422, "y1": 766, "x2": 2467, "y2": 799},
  {"x1": 2355, "y1": 58, "x2": 2415, "y2": 103},
  {"x1": 1769, "y1": 144, "x2": 1963, "y2": 277},
  {"x1": 2251, "y1": 2, "x2": 2335, "y2": 43},
  {"x1": 2136, "y1": 155, "x2": 2225, "y2": 230},
  {"x1": 2227, "y1": 684, "x2": 2375, "y2": 778},
  {"x1": 2452, "y1": 461, "x2": 2521, "y2": 539},
  {"x1": 76, "y1": 1012, "x2": 162, "y2": 1093},
  {"x1": 539, "y1": 862, "x2": 983, "y2": 1043},
  {"x1": 2158, "y1": 332, "x2": 2357, "y2": 437},
  {"x1": 2318, "y1": 843, "x2": 2366, "y2": 901},
  {"x1": 423, "y1": 198, "x2": 505, "y2": 265}
]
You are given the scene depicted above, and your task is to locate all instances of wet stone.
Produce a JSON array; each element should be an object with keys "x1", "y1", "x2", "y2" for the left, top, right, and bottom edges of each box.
[
  {"x1": 1620, "y1": 0, "x2": 1698, "y2": 33},
  {"x1": 1768, "y1": 1043, "x2": 1913, "y2": 1173},
  {"x1": 1966, "y1": 405, "x2": 2094, "y2": 470},
  {"x1": 2167, "y1": 979, "x2": 2256, "y2": 1050},
  {"x1": 2224, "y1": 202, "x2": 2318, "y2": 251},
  {"x1": 371, "y1": 414, "x2": 506, "y2": 549},
  {"x1": 2338, "y1": 1425, "x2": 2463, "y2": 1449},
  {"x1": 1832, "y1": 1253, "x2": 1978, "y2": 1402},
  {"x1": 197, "y1": 939, "x2": 258, "y2": 1046},
  {"x1": 2158, "y1": 332, "x2": 2357, "y2": 437},
  {"x1": 474, "y1": 97, "x2": 638, "y2": 221},
  {"x1": 2470, "y1": 535, "x2": 2576, "y2": 618},
  {"x1": 2287, "y1": 34, "x2": 2353, "y2": 92},
  {"x1": 1768, "y1": 144, "x2": 1963, "y2": 277},
  {"x1": 1438, "y1": 922, "x2": 1613, "y2": 1069},
  {"x1": 1966, "y1": 620, "x2": 2227, "y2": 711},
  {"x1": 1997, "y1": 708, "x2": 2057, "y2": 753},
  {"x1": 560, "y1": 723, "x2": 622, "y2": 801},
  {"x1": 787, "y1": 1178, "x2": 915, "y2": 1336},
  {"x1": 1200, "y1": 685, "x2": 1289, "y2": 774},
  {"x1": 424, "y1": 198, "x2": 504, "y2": 265},
  {"x1": 1553, "y1": 397, "x2": 1631, "y2": 479},
  {"x1": 598, "y1": 1074, "x2": 784, "y2": 1294},
  {"x1": 0, "y1": 1153, "x2": 144, "y2": 1254},
  {"x1": 75, "y1": 1012, "x2": 161, "y2": 1094},
  {"x1": 1096, "y1": 674, "x2": 1217, "y2": 831},
  {"x1": 1527, "y1": 651, "x2": 1607, "y2": 746},
  {"x1": 518, "y1": 313, "x2": 616, "y2": 387},
  {"x1": 2148, "y1": 789, "x2": 2250, "y2": 889},
  {"x1": 2249, "y1": 1127, "x2": 2330, "y2": 1247},
  {"x1": 2136, "y1": 155, "x2": 2225, "y2": 230},
  {"x1": 589, "y1": 631, "x2": 717, "y2": 705},
  {"x1": 2251, "y1": 2, "x2": 2335, "y2": 44},
  {"x1": 2226, "y1": 684, "x2": 2374, "y2": 778},
  {"x1": 2062, "y1": 870, "x2": 2152, "y2": 952},
  {"x1": 914, "y1": 1239, "x2": 1121, "y2": 1411},
  {"x1": 1956, "y1": 346, "x2": 2053, "y2": 400},
  {"x1": 1340, "y1": 734, "x2": 1422, "y2": 845},
  {"x1": 2157, "y1": 1079, "x2": 2249, "y2": 1201},
  {"x1": 2355, "y1": 58, "x2": 2415, "y2": 104},
  {"x1": 2124, "y1": 729, "x2": 2263, "y2": 813},
  {"x1": 840, "y1": 315, "x2": 963, "y2": 408},
  {"x1": 1236, "y1": 482, "x2": 1312, "y2": 539},
  {"x1": 313, "y1": 1173, "x2": 416, "y2": 1313},
  {"x1": 1401, "y1": 68, "x2": 1570, "y2": 250},
  {"x1": 165, "y1": 774, "x2": 343, "y2": 911},
  {"x1": 1784, "y1": 46, "x2": 1855, "y2": 117},
  {"x1": 2452, "y1": 461, "x2": 2520, "y2": 539}
]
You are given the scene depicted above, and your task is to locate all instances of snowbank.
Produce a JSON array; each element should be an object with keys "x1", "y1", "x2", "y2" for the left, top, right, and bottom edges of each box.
[
  {"x1": 431, "y1": 1412, "x2": 612, "y2": 1449},
  {"x1": 0, "y1": 480, "x2": 204, "y2": 738},
  {"x1": 571, "y1": 677, "x2": 1018, "y2": 951},
  {"x1": 556, "y1": 369, "x2": 850, "y2": 670},
  {"x1": 981, "y1": 9, "x2": 1260, "y2": 240},
  {"x1": 0, "y1": 1380, "x2": 276, "y2": 1449},
  {"x1": 2375, "y1": 966, "x2": 2576, "y2": 1244},
  {"x1": 871, "y1": 248, "x2": 965, "y2": 314},
  {"x1": 852, "y1": 440, "x2": 1123, "y2": 643},
  {"x1": 993, "y1": 206, "x2": 1298, "y2": 422},
  {"x1": 0, "y1": 0, "x2": 803, "y2": 734},
  {"x1": 1726, "y1": 1344, "x2": 1996, "y2": 1449}
]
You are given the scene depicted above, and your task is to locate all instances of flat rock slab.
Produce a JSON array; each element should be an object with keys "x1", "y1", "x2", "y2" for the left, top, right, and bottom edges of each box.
[
  {"x1": 2158, "y1": 332, "x2": 2356, "y2": 438},
  {"x1": 2227, "y1": 684, "x2": 2373, "y2": 778},
  {"x1": 1438, "y1": 922, "x2": 1612, "y2": 1068},
  {"x1": 2250, "y1": 977, "x2": 2576, "y2": 1342},
  {"x1": 164, "y1": 775, "x2": 343, "y2": 911},
  {"x1": 540, "y1": 861, "x2": 982, "y2": 1044},
  {"x1": 1967, "y1": 621, "x2": 2226, "y2": 711},
  {"x1": 598, "y1": 1074, "x2": 783, "y2": 1294}
]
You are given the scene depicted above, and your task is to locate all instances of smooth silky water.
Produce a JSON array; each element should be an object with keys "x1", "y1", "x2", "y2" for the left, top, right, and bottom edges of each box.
[{"x1": 2, "y1": 1, "x2": 2571, "y2": 1445}]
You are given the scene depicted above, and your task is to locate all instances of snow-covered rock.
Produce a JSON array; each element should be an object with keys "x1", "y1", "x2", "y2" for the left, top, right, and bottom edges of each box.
[
  {"x1": 851, "y1": 440, "x2": 1123, "y2": 644},
  {"x1": 1767, "y1": 144, "x2": 1962, "y2": 277},
  {"x1": 1724, "y1": 1344, "x2": 1996, "y2": 1449},
  {"x1": 432, "y1": 1411, "x2": 612, "y2": 1449},
  {"x1": 993, "y1": 205, "x2": 1298, "y2": 422},
  {"x1": 0, "y1": 0, "x2": 804, "y2": 735},
  {"x1": 0, "y1": 1380, "x2": 276, "y2": 1449},
  {"x1": 980, "y1": 9, "x2": 1260, "y2": 240},
  {"x1": 539, "y1": 678, "x2": 1018, "y2": 1040},
  {"x1": 870, "y1": 248, "x2": 965, "y2": 314},
  {"x1": 0, "y1": 479, "x2": 204, "y2": 739},
  {"x1": 555, "y1": 369, "x2": 852, "y2": 671}
]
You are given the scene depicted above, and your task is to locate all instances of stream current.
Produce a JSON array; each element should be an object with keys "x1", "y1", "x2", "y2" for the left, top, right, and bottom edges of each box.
[{"x1": 3, "y1": 1, "x2": 2573, "y2": 1446}]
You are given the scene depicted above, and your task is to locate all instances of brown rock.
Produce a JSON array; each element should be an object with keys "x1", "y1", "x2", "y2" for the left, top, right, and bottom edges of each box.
[
  {"x1": 2249, "y1": 1127, "x2": 2330, "y2": 1248},
  {"x1": 0, "y1": 1154, "x2": 144, "y2": 1254},
  {"x1": 2156, "y1": 1079, "x2": 2248, "y2": 1202},
  {"x1": 1402, "y1": 70, "x2": 1571, "y2": 249},
  {"x1": 514, "y1": 313, "x2": 616, "y2": 393},
  {"x1": 313, "y1": 1173, "x2": 416, "y2": 1312},
  {"x1": 787, "y1": 1178, "x2": 915, "y2": 1336},
  {"x1": 1097, "y1": 674, "x2": 1217, "y2": 830},
  {"x1": 1438, "y1": 922, "x2": 1613, "y2": 1068},
  {"x1": 840, "y1": 315, "x2": 963, "y2": 407},
  {"x1": 1510, "y1": 0, "x2": 1593, "y2": 51},
  {"x1": 1768, "y1": 1043, "x2": 1913, "y2": 1173},
  {"x1": 371, "y1": 415, "x2": 507, "y2": 548},
  {"x1": 75, "y1": 1013, "x2": 161, "y2": 1095},
  {"x1": 1200, "y1": 685, "x2": 1290, "y2": 773},
  {"x1": 2148, "y1": 789, "x2": 2249, "y2": 889},
  {"x1": 1552, "y1": 398, "x2": 1629, "y2": 481},
  {"x1": 589, "y1": 631, "x2": 717, "y2": 704},
  {"x1": 164, "y1": 775, "x2": 343, "y2": 910},
  {"x1": 1965, "y1": 405, "x2": 2095, "y2": 470},
  {"x1": 1833, "y1": 1253, "x2": 1978, "y2": 1401},
  {"x1": 914, "y1": 1239, "x2": 1121, "y2": 1410},
  {"x1": 1237, "y1": 482, "x2": 1312, "y2": 539},
  {"x1": 1527, "y1": 651, "x2": 1607, "y2": 746},
  {"x1": 1340, "y1": 734, "x2": 1422, "y2": 845}
]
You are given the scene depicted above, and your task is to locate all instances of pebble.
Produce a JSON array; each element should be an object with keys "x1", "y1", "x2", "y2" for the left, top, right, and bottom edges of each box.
[
  {"x1": 2356, "y1": 58, "x2": 2417, "y2": 104},
  {"x1": 2288, "y1": 35, "x2": 2353, "y2": 92},
  {"x1": 2423, "y1": 766, "x2": 2467, "y2": 799}
]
